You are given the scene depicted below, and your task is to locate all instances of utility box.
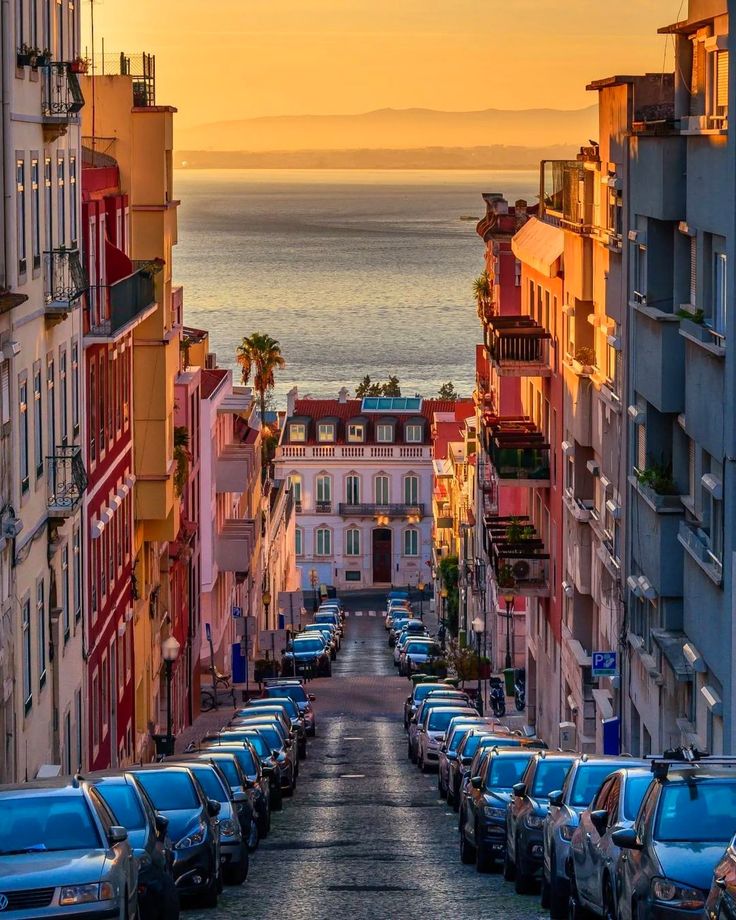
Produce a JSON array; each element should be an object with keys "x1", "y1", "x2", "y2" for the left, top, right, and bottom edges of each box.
[{"x1": 559, "y1": 721, "x2": 577, "y2": 751}]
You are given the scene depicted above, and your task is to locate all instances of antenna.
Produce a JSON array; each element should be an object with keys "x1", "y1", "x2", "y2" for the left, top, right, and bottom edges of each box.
[{"x1": 89, "y1": 0, "x2": 96, "y2": 153}]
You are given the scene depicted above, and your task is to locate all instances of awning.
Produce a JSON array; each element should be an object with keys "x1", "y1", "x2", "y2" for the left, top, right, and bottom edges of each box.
[
  {"x1": 511, "y1": 217, "x2": 564, "y2": 278},
  {"x1": 651, "y1": 628, "x2": 693, "y2": 682}
]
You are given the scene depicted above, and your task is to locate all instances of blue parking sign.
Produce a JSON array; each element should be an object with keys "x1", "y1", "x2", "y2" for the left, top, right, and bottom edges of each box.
[{"x1": 592, "y1": 651, "x2": 617, "y2": 678}]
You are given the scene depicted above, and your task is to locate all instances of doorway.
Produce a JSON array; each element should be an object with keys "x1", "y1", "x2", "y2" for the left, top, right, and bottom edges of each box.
[{"x1": 372, "y1": 528, "x2": 392, "y2": 584}]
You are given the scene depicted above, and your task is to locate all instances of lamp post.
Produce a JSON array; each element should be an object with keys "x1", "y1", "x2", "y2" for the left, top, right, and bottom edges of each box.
[
  {"x1": 309, "y1": 568, "x2": 319, "y2": 612},
  {"x1": 417, "y1": 580, "x2": 425, "y2": 619},
  {"x1": 502, "y1": 592, "x2": 514, "y2": 671},
  {"x1": 471, "y1": 615, "x2": 484, "y2": 716},
  {"x1": 262, "y1": 589, "x2": 272, "y2": 628},
  {"x1": 161, "y1": 635, "x2": 181, "y2": 753}
]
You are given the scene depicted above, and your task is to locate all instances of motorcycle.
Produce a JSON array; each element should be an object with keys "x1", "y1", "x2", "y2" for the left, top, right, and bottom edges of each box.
[
  {"x1": 489, "y1": 677, "x2": 506, "y2": 718},
  {"x1": 514, "y1": 669, "x2": 526, "y2": 712}
]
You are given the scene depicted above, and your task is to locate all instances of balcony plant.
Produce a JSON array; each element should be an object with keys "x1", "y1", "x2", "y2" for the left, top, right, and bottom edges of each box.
[
  {"x1": 70, "y1": 56, "x2": 89, "y2": 74},
  {"x1": 574, "y1": 345, "x2": 596, "y2": 373},
  {"x1": 173, "y1": 426, "x2": 191, "y2": 497},
  {"x1": 676, "y1": 307, "x2": 705, "y2": 324},
  {"x1": 17, "y1": 44, "x2": 39, "y2": 67},
  {"x1": 35, "y1": 48, "x2": 51, "y2": 67},
  {"x1": 497, "y1": 563, "x2": 516, "y2": 589},
  {"x1": 636, "y1": 461, "x2": 677, "y2": 496}
]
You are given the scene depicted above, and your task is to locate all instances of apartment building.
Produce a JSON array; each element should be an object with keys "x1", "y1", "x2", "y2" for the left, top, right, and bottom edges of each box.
[{"x1": 2, "y1": 0, "x2": 87, "y2": 780}]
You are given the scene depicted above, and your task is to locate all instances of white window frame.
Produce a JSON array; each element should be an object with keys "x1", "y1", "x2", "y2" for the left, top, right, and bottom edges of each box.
[
  {"x1": 316, "y1": 474, "x2": 331, "y2": 504},
  {"x1": 315, "y1": 527, "x2": 332, "y2": 557},
  {"x1": 290, "y1": 423, "x2": 306, "y2": 443},
  {"x1": 375, "y1": 474, "x2": 390, "y2": 505},
  {"x1": 22, "y1": 597, "x2": 32, "y2": 710},
  {"x1": 405, "y1": 424, "x2": 423, "y2": 443},
  {"x1": 294, "y1": 526, "x2": 303, "y2": 557},
  {"x1": 346, "y1": 527, "x2": 360, "y2": 557},
  {"x1": 404, "y1": 474, "x2": 419, "y2": 505},
  {"x1": 289, "y1": 473, "x2": 302, "y2": 503},
  {"x1": 346, "y1": 473, "x2": 360, "y2": 505},
  {"x1": 317, "y1": 422, "x2": 335, "y2": 443},
  {"x1": 376, "y1": 423, "x2": 393, "y2": 443},
  {"x1": 347, "y1": 423, "x2": 364, "y2": 443},
  {"x1": 403, "y1": 528, "x2": 419, "y2": 557}
]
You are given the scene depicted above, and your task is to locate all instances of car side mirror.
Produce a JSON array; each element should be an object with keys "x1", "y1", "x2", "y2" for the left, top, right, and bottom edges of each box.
[
  {"x1": 232, "y1": 791, "x2": 248, "y2": 804},
  {"x1": 308, "y1": 694, "x2": 316, "y2": 701},
  {"x1": 548, "y1": 789, "x2": 564, "y2": 808},
  {"x1": 207, "y1": 798, "x2": 221, "y2": 818},
  {"x1": 470, "y1": 776, "x2": 483, "y2": 790},
  {"x1": 154, "y1": 813, "x2": 169, "y2": 838},
  {"x1": 108, "y1": 825, "x2": 128, "y2": 845},
  {"x1": 590, "y1": 809, "x2": 609, "y2": 836},
  {"x1": 611, "y1": 827, "x2": 642, "y2": 850},
  {"x1": 512, "y1": 782, "x2": 527, "y2": 798}
]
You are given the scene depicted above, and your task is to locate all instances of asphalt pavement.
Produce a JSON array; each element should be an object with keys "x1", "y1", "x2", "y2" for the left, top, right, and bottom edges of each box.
[{"x1": 186, "y1": 592, "x2": 544, "y2": 920}]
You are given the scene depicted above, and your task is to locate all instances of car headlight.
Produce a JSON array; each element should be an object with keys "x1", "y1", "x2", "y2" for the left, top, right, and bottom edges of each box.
[
  {"x1": 218, "y1": 818, "x2": 239, "y2": 840},
  {"x1": 559, "y1": 823, "x2": 576, "y2": 840},
  {"x1": 483, "y1": 805, "x2": 507, "y2": 820},
  {"x1": 175, "y1": 822, "x2": 207, "y2": 849},
  {"x1": 525, "y1": 814, "x2": 545, "y2": 829},
  {"x1": 651, "y1": 878, "x2": 705, "y2": 909},
  {"x1": 60, "y1": 883, "x2": 115, "y2": 906}
]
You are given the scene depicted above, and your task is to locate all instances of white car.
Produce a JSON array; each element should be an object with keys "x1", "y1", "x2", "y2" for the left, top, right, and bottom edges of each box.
[
  {"x1": 385, "y1": 600, "x2": 411, "y2": 630},
  {"x1": 417, "y1": 705, "x2": 478, "y2": 773}
]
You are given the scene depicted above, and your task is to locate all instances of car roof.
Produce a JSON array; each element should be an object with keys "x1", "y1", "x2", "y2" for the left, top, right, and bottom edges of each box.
[
  {"x1": 128, "y1": 763, "x2": 194, "y2": 774},
  {"x1": 660, "y1": 765, "x2": 736, "y2": 783},
  {"x1": 0, "y1": 777, "x2": 87, "y2": 795}
]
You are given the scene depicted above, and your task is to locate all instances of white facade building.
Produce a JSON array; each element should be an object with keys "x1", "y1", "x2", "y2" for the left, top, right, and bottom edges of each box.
[{"x1": 275, "y1": 388, "x2": 455, "y2": 593}]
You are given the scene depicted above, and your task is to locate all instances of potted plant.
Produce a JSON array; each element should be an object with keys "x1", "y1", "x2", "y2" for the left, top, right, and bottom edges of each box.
[
  {"x1": 521, "y1": 524, "x2": 536, "y2": 540},
  {"x1": 636, "y1": 461, "x2": 678, "y2": 496},
  {"x1": 574, "y1": 345, "x2": 596, "y2": 373},
  {"x1": 497, "y1": 564, "x2": 516, "y2": 590},
  {"x1": 35, "y1": 48, "x2": 51, "y2": 67},
  {"x1": 254, "y1": 657, "x2": 280, "y2": 682},
  {"x1": 505, "y1": 517, "x2": 524, "y2": 543},
  {"x1": 16, "y1": 44, "x2": 37, "y2": 67},
  {"x1": 70, "y1": 56, "x2": 89, "y2": 73}
]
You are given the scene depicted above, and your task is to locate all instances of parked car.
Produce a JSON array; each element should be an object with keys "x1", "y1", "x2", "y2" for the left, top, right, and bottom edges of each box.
[
  {"x1": 164, "y1": 759, "x2": 248, "y2": 886},
  {"x1": 403, "y1": 682, "x2": 457, "y2": 729},
  {"x1": 438, "y1": 718, "x2": 507, "y2": 800},
  {"x1": 302, "y1": 623, "x2": 339, "y2": 656},
  {"x1": 385, "y1": 599, "x2": 412, "y2": 630},
  {"x1": 706, "y1": 829, "x2": 736, "y2": 920},
  {"x1": 542, "y1": 754, "x2": 647, "y2": 917},
  {"x1": 417, "y1": 706, "x2": 478, "y2": 773},
  {"x1": 504, "y1": 750, "x2": 575, "y2": 894},
  {"x1": 407, "y1": 694, "x2": 472, "y2": 763},
  {"x1": 128, "y1": 763, "x2": 221, "y2": 907},
  {"x1": 568, "y1": 767, "x2": 653, "y2": 919},
  {"x1": 198, "y1": 740, "x2": 272, "y2": 835},
  {"x1": 225, "y1": 716, "x2": 297, "y2": 780},
  {"x1": 282, "y1": 635, "x2": 332, "y2": 677},
  {"x1": 315, "y1": 609, "x2": 344, "y2": 637},
  {"x1": 87, "y1": 771, "x2": 179, "y2": 919},
  {"x1": 401, "y1": 638, "x2": 444, "y2": 677},
  {"x1": 389, "y1": 617, "x2": 414, "y2": 647},
  {"x1": 393, "y1": 628, "x2": 429, "y2": 667},
  {"x1": 460, "y1": 747, "x2": 538, "y2": 872},
  {"x1": 0, "y1": 776, "x2": 139, "y2": 919},
  {"x1": 210, "y1": 722, "x2": 295, "y2": 799},
  {"x1": 240, "y1": 697, "x2": 308, "y2": 758},
  {"x1": 262, "y1": 678, "x2": 317, "y2": 736},
  {"x1": 449, "y1": 730, "x2": 538, "y2": 810},
  {"x1": 611, "y1": 757, "x2": 736, "y2": 920}
]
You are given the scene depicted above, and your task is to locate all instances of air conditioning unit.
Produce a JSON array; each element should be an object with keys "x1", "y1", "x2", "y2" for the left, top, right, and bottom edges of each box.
[
  {"x1": 1, "y1": 515, "x2": 22, "y2": 539},
  {"x1": 586, "y1": 460, "x2": 600, "y2": 477}
]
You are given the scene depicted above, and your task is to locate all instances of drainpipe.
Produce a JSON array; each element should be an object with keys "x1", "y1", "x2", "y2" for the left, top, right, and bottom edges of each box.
[
  {"x1": 1, "y1": 0, "x2": 12, "y2": 289},
  {"x1": 726, "y1": 23, "x2": 736, "y2": 754}
]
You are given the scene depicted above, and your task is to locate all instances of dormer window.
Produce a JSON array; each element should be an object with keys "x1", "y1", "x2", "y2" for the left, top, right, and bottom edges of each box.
[
  {"x1": 318, "y1": 423, "x2": 335, "y2": 443},
  {"x1": 290, "y1": 423, "x2": 306, "y2": 443},
  {"x1": 405, "y1": 424, "x2": 423, "y2": 443},
  {"x1": 376, "y1": 423, "x2": 393, "y2": 443},
  {"x1": 347, "y1": 423, "x2": 364, "y2": 443}
]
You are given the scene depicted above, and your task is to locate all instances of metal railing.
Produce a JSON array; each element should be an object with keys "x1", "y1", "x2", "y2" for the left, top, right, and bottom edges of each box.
[
  {"x1": 48, "y1": 446, "x2": 87, "y2": 516},
  {"x1": 315, "y1": 501, "x2": 332, "y2": 513},
  {"x1": 338, "y1": 503, "x2": 424, "y2": 518},
  {"x1": 42, "y1": 63, "x2": 84, "y2": 118},
  {"x1": 485, "y1": 323, "x2": 550, "y2": 370},
  {"x1": 44, "y1": 249, "x2": 87, "y2": 308},
  {"x1": 98, "y1": 52, "x2": 155, "y2": 106},
  {"x1": 87, "y1": 265, "x2": 155, "y2": 337}
]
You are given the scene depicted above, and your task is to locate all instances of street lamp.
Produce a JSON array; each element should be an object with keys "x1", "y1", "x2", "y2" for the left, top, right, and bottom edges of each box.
[
  {"x1": 502, "y1": 592, "x2": 514, "y2": 671},
  {"x1": 262, "y1": 589, "x2": 272, "y2": 627},
  {"x1": 471, "y1": 615, "x2": 484, "y2": 716},
  {"x1": 161, "y1": 635, "x2": 181, "y2": 752},
  {"x1": 309, "y1": 568, "x2": 319, "y2": 612},
  {"x1": 417, "y1": 580, "x2": 425, "y2": 619}
]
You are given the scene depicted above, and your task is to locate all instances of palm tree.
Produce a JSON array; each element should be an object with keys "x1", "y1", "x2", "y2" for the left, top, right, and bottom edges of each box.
[
  {"x1": 473, "y1": 271, "x2": 492, "y2": 318},
  {"x1": 236, "y1": 333, "x2": 286, "y2": 480}
]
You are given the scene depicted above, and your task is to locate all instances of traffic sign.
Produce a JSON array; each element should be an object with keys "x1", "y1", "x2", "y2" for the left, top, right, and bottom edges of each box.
[
  {"x1": 592, "y1": 651, "x2": 618, "y2": 678},
  {"x1": 232, "y1": 606, "x2": 243, "y2": 619}
]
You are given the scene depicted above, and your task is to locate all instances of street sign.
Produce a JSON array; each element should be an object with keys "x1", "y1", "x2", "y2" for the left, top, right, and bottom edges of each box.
[
  {"x1": 592, "y1": 651, "x2": 618, "y2": 678},
  {"x1": 232, "y1": 606, "x2": 243, "y2": 619},
  {"x1": 205, "y1": 623, "x2": 211, "y2": 643}
]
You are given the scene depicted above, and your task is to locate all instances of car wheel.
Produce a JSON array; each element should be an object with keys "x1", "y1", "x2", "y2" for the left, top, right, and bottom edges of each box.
[
  {"x1": 460, "y1": 826, "x2": 476, "y2": 864},
  {"x1": 248, "y1": 817, "x2": 259, "y2": 851},
  {"x1": 602, "y1": 878, "x2": 617, "y2": 920},
  {"x1": 549, "y1": 865, "x2": 569, "y2": 919},
  {"x1": 514, "y1": 838, "x2": 534, "y2": 894},
  {"x1": 159, "y1": 873, "x2": 180, "y2": 920},
  {"x1": 200, "y1": 882, "x2": 218, "y2": 909},
  {"x1": 503, "y1": 844, "x2": 516, "y2": 881},
  {"x1": 224, "y1": 845, "x2": 249, "y2": 885},
  {"x1": 257, "y1": 810, "x2": 269, "y2": 838},
  {"x1": 541, "y1": 876, "x2": 551, "y2": 909},
  {"x1": 272, "y1": 787, "x2": 283, "y2": 811},
  {"x1": 452, "y1": 782, "x2": 460, "y2": 812},
  {"x1": 568, "y1": 873, "x2": 591, "y2": 920},
  {"x1": 475, "y1": 827, "x2": 494, "y2": 873}
]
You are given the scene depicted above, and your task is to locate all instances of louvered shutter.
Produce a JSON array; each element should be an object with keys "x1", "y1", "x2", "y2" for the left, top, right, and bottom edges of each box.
[
  {"x1": 717, "y1": 52, "x2": 729, "y2": 111},
  {"x1": 0, "y1": 361, "x2": 9, "y2": 425},
  {"x1": 637, "y1": 424, "x2": 646, "y2": 471},
  {"x1": 690, "y1": 237, "x2": 697, "y2": 305}
]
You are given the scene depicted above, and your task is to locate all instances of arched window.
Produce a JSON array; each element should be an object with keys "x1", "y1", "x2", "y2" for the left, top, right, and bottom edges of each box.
[
  {"x1": 346, "y1": 527, "x2": 360, "y2": 556},
  {"x1": 403, "y1": 528, "x2": 418, "y2": 557},
  {"x1": 316, "y1": 473, "x2": 332, "y2": 507},
  {"x1": 289, "y1": 473, "x2": 302, "y2": 505},
  {"x1": 375, "y1": 474, "x2": 390, "y2": 505},
  {"x1": 294, "y1": 526, "x2": 303, "y2": 556},
  {"x1": 315, "y1": 527, "x2": 332, "y2": 556},
  {"x1": 346, "y1": 473, "x2": 360, "y2": 505},
  {"x1": 404, "y1": 474, "x2": 419, "y2": 505}
]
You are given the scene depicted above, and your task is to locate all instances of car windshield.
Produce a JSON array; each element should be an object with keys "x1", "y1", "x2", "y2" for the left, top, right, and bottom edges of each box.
[
  {"x1": 134, "y1": 771, "x2": 199, "y2": 810},
  {"x1": 655, "y1": 780, "x2": 736, "y2": 842},
  {"x1": 293, "y1": 639, "x2": 324, "y2": 652},
  {"x1": 189, "y1": 766, "x2": 229, "y2": 802},
  {"x1": 267, "y1": 686, "x2": 307, "y2": 704},
  {"x1": 208, "y1": 747, "x2": 259, "y2": 776},
  {"x1": 238, "y1": 734, "x2": 269, "y2": 758},
  {"x1": 414, "y1": 685, "x2": 445, "y2": 703},
  {"x1": 570, "y1": 764, "x2": 623, "y2": 807},
  {"x1": 622, "y1": 774, "x2": 652, "y2": 820},
  {"x1": 207, "y1": 758, "x2": 240, "y2": 788},
  {"x1": 488, "y1": 756, "x2": 534, "y2": 791},
  {"x1": 428, "y1": 709, "x2": 472, "y2": 732},
  {"x1": 406, "y1": 642, "x2": 439, "y2": 656},
  {"x1": 0, "y1": 795, "x2": 102, "y2": 853},
  {"x1": 244, "y1": 726, "x2": 281, "y2": 750},
  {"x1": 461, "y1": 735, "x2": 485, "y2": 759},
  {"x1": 531, "y1": 760, "x2": 574, "y2": 798},
  {"x1": 95, "y1": 784, "x2": 146, "y2": 830},
  {"x1": 448, "y1": 727, "x2": 476, "y2": 753}
]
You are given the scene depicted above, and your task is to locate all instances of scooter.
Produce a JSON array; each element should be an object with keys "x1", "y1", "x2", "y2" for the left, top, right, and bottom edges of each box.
[
  {"x1": 514, "y1": 670, "x2": 526, "y2": 712},
  {"x1": 489, "y1": 677, "x2": 506, "y2": 718}
]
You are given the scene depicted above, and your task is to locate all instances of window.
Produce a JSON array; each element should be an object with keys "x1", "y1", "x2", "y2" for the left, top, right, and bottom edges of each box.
[
  {"x1": 47, "y1": 356, "x2": 56, "y2": 460},
  {"x1": 633, "y1": 243, "x2": 647, "y2": 303},
  {"x1": 315, "y1": 527, "x2": 331, "y2": 556},
  {"x1": 0, "y1": 360, "x2": 8, "y2": 426},
  {"x1": 317, "y1": 423, "x2": 335, "y2": 443},
  {"x1": 62, "y1": 544, "x2": 70, "y2": 641},
  {"x1": 316, "y1": 474, "x2": 331, "y2": 504},
  {"x1": 73, "y1": 526, "x2": 81, "y2": 621},
  {"x1": 44, "y1": 156, "x2": 52, "y2": 252},
  {"x1": 376, "y1": 423, "x2": 393, "y2": 443},
  {"x1": 405, "y1": 424, "x2": 423, "y2": 443},
  {"x1": 346, "y1": 474, "x2": 360, "y2": 505},
  {"x1": 294, "y1": 527, "x2": 303, "y2": 556},
  {"x1": 89, "y1": 363, "x2": 96, "y2": 461},
  {"x1": 59, "y1": 348, "x2": 67, "y2": 443},
  {"x1": 375, "y1": 474, "x2": 389, "y2": 505},
  {"x1": 75, "y1": 689, "x2": 82, "y2": 770},
  {"x1": 403, "y1": 529, "x2": 419, "y2": 556},
  {"x1": 33, "y1": 367, "x2": 43, "y2": 477},
  {"x1": 16, "y1": 156, "x2": 26, "y2": 276},
  {"x1": 347, "y1": 423, "x2": 364, "y2": 442},
  {"x1": 346, "y1": 528, "x2": 360, "y2": 556},
  {"x1": 19, "y1": 378, "x2": 29, "y2": 493},
  {"x1": 71, "y1": 341, "x2": 79, "y2": 433},
  {"x1": 69, "y1": 153, "x2": 78, "y2": 245},
  {"x1": 712, "y1": 252, "x2": 727, "y2": 340},
  {"x1": 56, "y1": 155, "x2": 65, "y2": 246},
  {"x1": 290, "y1": 423, "x2": 306, "y2": 442},
  {"x1": 404, "y1": 474, "x2": 419, "y2": 505},
  {"x1": 31, "y1": 156, "x2": 40, "y2": 270},
  {"x1": 289, "y1": 474, "x2": 302, "y2": 505},
  {"x1": 37, "y1": 580, "x2": 46, "y2": 689},
  {"x1": 22, "y1": 598, "x2": 32, "y2": 711}
]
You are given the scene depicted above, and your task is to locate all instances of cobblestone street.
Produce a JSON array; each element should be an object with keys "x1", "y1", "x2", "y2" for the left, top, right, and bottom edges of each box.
[{"x1": 186, "y1": 596, "x2": 544, "y2": 920}]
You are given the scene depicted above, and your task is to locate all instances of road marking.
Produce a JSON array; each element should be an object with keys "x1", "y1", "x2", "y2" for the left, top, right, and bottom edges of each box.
[
  {"x1": 354, "y1": 611, "x2": 363, "y2": 617},
  {"x1": 368, "y1": 610, "x2": 376, "y2": 617},
  {"x1": 343, "y1": 611, "x2": 350, "y2": 617},
  {"x1": 343, "y1": 736, "x2": 363, "y2": 741},
  {"x1": 340, "y1": 773, "x2": 365, "y2": 779}
]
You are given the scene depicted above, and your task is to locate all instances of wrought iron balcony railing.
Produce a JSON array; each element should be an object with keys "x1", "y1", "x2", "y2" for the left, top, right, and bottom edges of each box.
[
  {"x1": 48, "y1": 446, "x2": 87, "y2": 517},
  {"x1": 338, "y1": 502, "x2": 424, "y2": 518},
  {"x1": 44, "y1": 248, "x2": 87, "y2": 312},
  {"x1": 42, "y1": 62, "x2": 84, "y2": 120},
  {"x1": 485, "y1": 316, "x2": 551, "y2": 376}
]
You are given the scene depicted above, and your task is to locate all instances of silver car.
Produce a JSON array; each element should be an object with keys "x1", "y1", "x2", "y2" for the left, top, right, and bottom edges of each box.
[
  {"x1": 0, "y1": 776, "x2": 138, "y2": 918},
  {"x1": 417, "y1": 706, "x2": 478, "y2": 773}
]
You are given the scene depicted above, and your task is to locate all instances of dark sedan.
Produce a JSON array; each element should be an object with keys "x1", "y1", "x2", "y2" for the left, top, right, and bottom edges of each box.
[
  {"x1": 262, "y1": 680, "x2": 317, "y2": 736},
  {"x1": 238, "y1": 698, "x2": 307, "y2": 759},
  {"x1": 199, "y1": 739, "x2": 274, "y2": 831},
  {"x1": 282, "y1": 636, "x2": 332, "y2": 677}
]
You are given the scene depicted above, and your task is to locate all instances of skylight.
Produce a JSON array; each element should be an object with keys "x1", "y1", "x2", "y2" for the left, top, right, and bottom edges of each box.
[{"x1": 361, "y1": 397, "x2": 422, "y2": 412}]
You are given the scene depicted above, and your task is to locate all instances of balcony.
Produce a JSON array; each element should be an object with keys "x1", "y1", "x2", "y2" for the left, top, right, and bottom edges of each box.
[
  {"x1": 629, "y1": 477, "x2": 684, "y2": 597},
  {"x1": 678, "y1": 519, "x2": 723, "y2": 586},
  {"x1": 315, "y1": 501, "x2": 332, "y2": 514},
  {"x1": 632, "y1": 305, "x2": 684, "y2": 414},
  {"x1": 44, "y1": 249, "x2": 87, "y2": 317},
  {"x1": 100, "y1": 52, "x2": 156, "y2": 107},
  {"x1": 541, "y1": 159, "x2": 594, "y2": 232},
  {"x1": 41, "y1": 63, "x2": 84, "y2": 139},
  {"x1": 216, "y1": 443, "x2": 257, "y2": 494},
  {"x1": 485, "y1": 317, "x2": 551, "y2": 377},
  {"x1": 339, "y1": 502, "x2": 425, "y2": 519},
  {"x1": 48, "y1": 446, "x2": 87, "y2": 518},
  {"x1": 484, "y1": 515, "x2": 551, "y2": 596},
  {"x1": 215, "y1": 519, "x2": 256, "y2": 573},
  {"x1": 87, "y1": 265, "x2": 156, "y2": 340},
  {"x1": 483, "y1": 416, "x2": 551, "y2": 488},
  {"x1": 564, "y1": 504, "x2": 593, "y2": 595},
  {"x1": 276, "y1": 444, "x2": 432, "y2": 461}
]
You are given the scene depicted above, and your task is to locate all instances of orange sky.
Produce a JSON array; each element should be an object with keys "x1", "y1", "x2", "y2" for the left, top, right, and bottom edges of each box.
[{"x1": 87, "y1": 0, "x2": 678, "y2": 128}]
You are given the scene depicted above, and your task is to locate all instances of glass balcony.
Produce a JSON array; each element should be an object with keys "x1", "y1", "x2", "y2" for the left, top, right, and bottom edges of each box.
[
  {"x1": 485, "y1": 317, "x2": 551, "y2": 377},
  {"x1": 87, "y1": 264, "x2": 156, "y2": 339}
]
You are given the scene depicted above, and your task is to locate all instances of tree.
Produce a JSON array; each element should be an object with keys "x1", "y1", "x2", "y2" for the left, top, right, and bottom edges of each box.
[
  {"x1": 438, "y1": 554, "x2": 460, "y2": 637},
  {"x1": 355, "y1": 375, "x2": 402, "y2": 397},
  {"x1": 473, "y1": 271, "x2": 492, "y2": 319},
  {"x1": 437, "y1": 381, "x2": 458, "y2": 401},
  {"x1": 236, "y1": 332, "x2": 286, "y2": 481},
  {"x1": 383, "y1": 375, "x2": 401, "y2": 396},
  {"x1": 355, "y1": 375, "x2": 373, "y2": 397}
]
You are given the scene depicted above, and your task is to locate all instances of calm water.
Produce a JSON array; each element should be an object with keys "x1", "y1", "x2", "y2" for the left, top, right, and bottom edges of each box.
[{"x1": 174, "y1": 169, "x2": 538, "y2": 403}]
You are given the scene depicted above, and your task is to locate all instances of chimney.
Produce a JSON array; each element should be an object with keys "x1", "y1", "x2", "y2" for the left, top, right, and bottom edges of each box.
[
  {"x1": 338, "y1": 386, "x2": 349, "y2": 404},
  {"x1": 286, "y1": 386, "x2": 298, "y2": 417}
]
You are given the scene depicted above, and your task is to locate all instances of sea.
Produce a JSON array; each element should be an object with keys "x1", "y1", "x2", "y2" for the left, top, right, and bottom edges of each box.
[{"x1": 173, "y1": 169, "x2": 538, "y2": 405}]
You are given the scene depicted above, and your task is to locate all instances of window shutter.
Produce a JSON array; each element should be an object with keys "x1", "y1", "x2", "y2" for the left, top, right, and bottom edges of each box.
[
  {"x1": 636, "y1": 424, "x2": 646, "y2": 471},
  {"x1": 688, "y1": 440, "x2": 696, "y2": 501},
  {"x1": 717, "y1": 52, "x2": 729, "y2": 110},
  {"x1": 690, "y1": 237, "x2": 697, "y2": 305},
  {"x1": 0, "y1": 361, "x2": 9, "y2": 425}
]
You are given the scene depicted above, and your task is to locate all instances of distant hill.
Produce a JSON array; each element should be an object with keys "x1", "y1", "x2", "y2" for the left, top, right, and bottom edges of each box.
[
  {"x1": 175, "y1": 144, "x2": 580, "y2": 171},
  {"x1": 176, "y1": 105, "x2": 598, "y2": 153}
]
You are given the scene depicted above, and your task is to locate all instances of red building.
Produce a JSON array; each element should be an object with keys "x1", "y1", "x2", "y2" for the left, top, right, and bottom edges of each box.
[{"x1": 81, "y1": 148, "x2": 157, "y2": 768}]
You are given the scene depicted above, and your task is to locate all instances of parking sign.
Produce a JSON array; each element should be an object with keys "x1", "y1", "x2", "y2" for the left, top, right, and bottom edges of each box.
[{"x1": 592, "y1": 651, "x2": 618, "y2": 678}]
